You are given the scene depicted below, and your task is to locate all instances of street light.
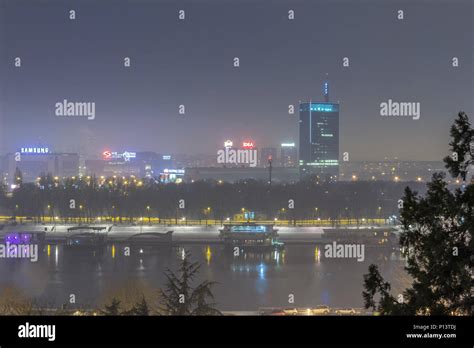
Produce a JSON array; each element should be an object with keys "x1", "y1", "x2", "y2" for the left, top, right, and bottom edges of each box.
[{"x1": 146, "y1": 206, "x2": 151, "y2": 223}]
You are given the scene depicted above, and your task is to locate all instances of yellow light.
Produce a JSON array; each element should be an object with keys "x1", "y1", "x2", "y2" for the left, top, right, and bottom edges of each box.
[
  {"x1": 315, "y1": 247, "x2": 320, "y2": 262},
  {"x1": 205, "y1": 246, "x2": 212, "y2": 264},
  {"x1": 111, "y1": 244, "x2": 115, "y2": 259}
]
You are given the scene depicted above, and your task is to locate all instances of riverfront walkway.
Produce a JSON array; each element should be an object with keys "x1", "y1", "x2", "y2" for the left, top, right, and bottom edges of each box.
[{"x1": 0, "y1": 223, "x2": 397, "y2": 244}]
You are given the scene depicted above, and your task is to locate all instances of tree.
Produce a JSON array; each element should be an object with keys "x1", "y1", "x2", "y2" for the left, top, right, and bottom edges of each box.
[
  {"x1": 443, "y1": 111, "x2": 473, "y2": 181},
  {"x1": 362, "y1": 111, "x2": 473, "y2": 315},
  {"x1": 191, "y1": 280, "x2": 221, "y2": 315},
  {"x1": 0, "y1": 285, "x2": 35, "y2": 315},
  {"x1": 160, "y1": 251, "x2": 221, "y2": 316},
  {"x1": 102, "y1": 298, "x2": 121, "y2": 315},
  {"x1": 123, "y1": 296, "x2": 150, "y2": 316},
  {"x1": 0, "y1": 183, "x2": 6, "y2": 212}
]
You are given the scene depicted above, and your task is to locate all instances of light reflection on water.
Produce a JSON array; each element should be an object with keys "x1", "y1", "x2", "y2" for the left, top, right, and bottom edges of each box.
[{"x1": 0, "y1": 243, "x2": 407, "y2": 311}]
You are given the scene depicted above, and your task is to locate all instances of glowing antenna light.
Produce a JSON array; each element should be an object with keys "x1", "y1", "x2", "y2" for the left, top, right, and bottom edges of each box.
[{"x1": 323, "y1": 80, "x2": 329, "y2": 102}]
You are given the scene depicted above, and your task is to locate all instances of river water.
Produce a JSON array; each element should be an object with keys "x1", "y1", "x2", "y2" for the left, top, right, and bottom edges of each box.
[{"x1": 0, "y1": 243, "x2": 409, "y2": 311}]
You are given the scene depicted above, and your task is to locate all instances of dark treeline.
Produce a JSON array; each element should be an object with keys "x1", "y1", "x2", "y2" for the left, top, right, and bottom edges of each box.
[{"x1": 0, "y1": 173, "x2": 427, "y2": 222}]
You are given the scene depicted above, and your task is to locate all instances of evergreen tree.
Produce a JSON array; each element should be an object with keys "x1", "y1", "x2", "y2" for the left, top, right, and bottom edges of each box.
[
  {"x1": 191, "y1": 280, "x2": 221, "y2": 316},
  {"x1": 102, "y1": 298, "x2": 122, "y2": 316},
  {"x1": 160, "y1": 251, "x2": 222, "y2": 316},
  {"x1": 443, "y1": 111, "x2": 473, "y2": 181},
  {"x1": 363, "y1": 112, "x2": 473, "y2": 315},
  {"x1": 125, "y1": 296, "x2": 150, "y2": 316}
]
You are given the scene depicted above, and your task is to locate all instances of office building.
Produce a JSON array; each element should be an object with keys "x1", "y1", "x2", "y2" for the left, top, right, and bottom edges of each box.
[{"x1": 299, "y1": 81, "x2": 339, "y2": 180}]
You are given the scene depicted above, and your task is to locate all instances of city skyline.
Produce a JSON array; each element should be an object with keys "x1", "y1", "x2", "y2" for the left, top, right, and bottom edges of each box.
[
  {"x1": 0, "y1": 1, "x2": 472, "y2": 343},
  {"x1": 0, "y1": 0, "x2": 472, "y2": 161}
]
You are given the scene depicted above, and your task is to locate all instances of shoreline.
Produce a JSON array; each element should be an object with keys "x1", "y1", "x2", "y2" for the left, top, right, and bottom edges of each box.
[{"x1": 0, "y1": 223, "x2": 398, "y2": 245}]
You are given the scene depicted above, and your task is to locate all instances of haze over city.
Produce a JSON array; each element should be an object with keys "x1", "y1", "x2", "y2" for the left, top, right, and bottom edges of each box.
[
  {"x1": 0, "y1": 1, "x2": 472, "y2": 346},
  {"x1": 0, "y1": 0, "x2": 472, "y2": 160}
]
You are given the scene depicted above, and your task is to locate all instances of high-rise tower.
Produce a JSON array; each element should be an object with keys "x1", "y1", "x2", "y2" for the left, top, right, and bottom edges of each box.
[{"x1": 298, "y1": 81, "x2": 339, "y2": 180}]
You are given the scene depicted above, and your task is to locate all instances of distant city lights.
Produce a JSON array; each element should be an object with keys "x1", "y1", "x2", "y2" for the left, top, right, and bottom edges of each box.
[
  {"x1": 242, "y1": 141, "x2": 255, "y2": 149},
  {"x1": 20, "y1": 147, "x2": 50, "y2": 154}
]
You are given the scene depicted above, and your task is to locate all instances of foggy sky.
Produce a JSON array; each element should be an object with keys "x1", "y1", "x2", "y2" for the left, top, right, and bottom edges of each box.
[{"x1": 0, "y1": 0, "x2": 472, "y2": 160}]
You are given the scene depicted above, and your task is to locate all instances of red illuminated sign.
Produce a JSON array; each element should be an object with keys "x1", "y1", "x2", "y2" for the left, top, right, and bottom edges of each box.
[
  {"x1": 242, "y1": 141, "x2": 255, "y2": 149},
  {"x1": 103, "y1": 151, "x2": 112, "y2": 160}
]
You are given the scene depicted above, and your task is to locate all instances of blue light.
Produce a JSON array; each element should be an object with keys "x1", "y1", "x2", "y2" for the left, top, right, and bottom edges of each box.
[
  {"x1": 258, "y1": 263, "x2": 265, "y2": 279},
  {"x1": 310, "y1": 103, "x2": 338, "y2": 112},
  {"x1": 230, "y1": 225, "x2": 267, "y2": 233},
  {"x1": 20, "y1": 147, "x2": 50, "y2": 154}
]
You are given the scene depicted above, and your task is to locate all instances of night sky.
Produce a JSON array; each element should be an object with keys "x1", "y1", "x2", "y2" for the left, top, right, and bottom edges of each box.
[{"x1": 0, "y1": 0, "x2": 472, "y2": 160}]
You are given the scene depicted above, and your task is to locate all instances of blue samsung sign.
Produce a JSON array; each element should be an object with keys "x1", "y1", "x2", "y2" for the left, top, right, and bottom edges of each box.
[{"x1": 20, "y1": 147, "x2": 50, "y2": 154}]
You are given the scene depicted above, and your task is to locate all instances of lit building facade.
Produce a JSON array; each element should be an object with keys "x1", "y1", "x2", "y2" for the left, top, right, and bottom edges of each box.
[
  {"x1": 280, "y1": 143, "x2": 297, "y2": 167},
  {"x1": 299, "y1": 82, "x2": 339, "y2": 180},
  {"x1": 1, "y1": 148, "x2": 79, "y2": 186}
]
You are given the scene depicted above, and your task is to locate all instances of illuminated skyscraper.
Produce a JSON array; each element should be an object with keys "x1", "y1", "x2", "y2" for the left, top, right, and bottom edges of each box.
[
  {"x1": 299, "y1": 81, "x2": 339, "y2": 180},
  {"x1": 280, "y1": 143, "x2": 297, "y2": 167}
]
